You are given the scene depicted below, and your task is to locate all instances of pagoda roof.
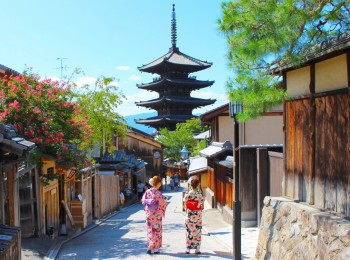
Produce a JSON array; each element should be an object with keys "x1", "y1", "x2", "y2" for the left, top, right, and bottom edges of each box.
[
  {"x1": 137, "y1": 77, "x2": 214, "y2": 91},
  {"x1": 135, "y1": 96, "x2": 216, "y2": 108},
  {"x1": 135, "y1": 114, "x2": 195, "y2": 128},
  {"x1": 138, "y1": 47, "x2": 212, "y2": 74}
]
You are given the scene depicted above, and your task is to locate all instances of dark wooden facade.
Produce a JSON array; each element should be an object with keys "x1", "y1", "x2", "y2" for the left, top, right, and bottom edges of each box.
[
  {"x1": 282, "y1": 32, "x2": 350, "y2": 217},
  {"x1": 123, "y1": 127, "x2": 164, "y2": 179},
  {"x1": 135, "y1": 5, "x2": 215, "y2": 130},
  {"x1": 238, "y1": 145, "x2": 283, "y2": 226},
  {"x1": 285, "y1": 91, "x2": 349, "y2": 214}
]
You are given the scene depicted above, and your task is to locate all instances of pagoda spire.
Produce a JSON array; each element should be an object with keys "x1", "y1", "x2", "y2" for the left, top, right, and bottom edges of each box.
[{"x1": 171, "y1": 4, "x2": 177, "y2": 51}]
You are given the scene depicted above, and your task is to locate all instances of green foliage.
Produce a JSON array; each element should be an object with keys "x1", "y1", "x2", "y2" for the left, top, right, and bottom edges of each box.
[
  {"x1": 72, "y1": 76, "x2": 128, "y2": 155},
  {"x1": 219, "y1": 0, "x2": 350, "y2": 121},
  {"x1": 157, "y1": 118, "x2": 208, "y2": 160},
  {"x1": 192, "y1": 139, "x2": 208, "y2": 156},
  {"x1": 39, "y1": 172, "x2": 61, "y2": 186}
]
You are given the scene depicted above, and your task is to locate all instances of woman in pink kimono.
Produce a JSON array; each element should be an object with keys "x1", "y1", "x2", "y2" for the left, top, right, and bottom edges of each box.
[
  {"x1": 141, "y1": 176, "x2": 167, "y2": 254},
  {"x1": 183, "y1": 176, "x2": 204, "y2": 254}
]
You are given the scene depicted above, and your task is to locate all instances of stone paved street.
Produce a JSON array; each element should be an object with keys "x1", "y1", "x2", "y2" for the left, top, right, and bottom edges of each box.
[{"x1": 54, "y1": 187, "x2": 234, "y2": 260}]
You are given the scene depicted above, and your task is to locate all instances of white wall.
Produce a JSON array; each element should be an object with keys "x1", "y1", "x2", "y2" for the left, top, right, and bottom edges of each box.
[
  {"x1": 315, "y1": 54, "x2": 348, "y2": 92},
  {"x1": 218, "y1": 116, "x2": 234, "y2": 143},
  {"x1": 243, "y1": 115, "x2": 283, "y2": 145},
  {"x1": 286, "y1": 66, "x2": 310, "y2": 97}
]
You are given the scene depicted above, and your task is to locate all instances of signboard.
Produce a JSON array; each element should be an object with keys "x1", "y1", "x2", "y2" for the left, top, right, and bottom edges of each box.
[{"x1": 65, "y1": 168, "x2": 76, "y2": 181}]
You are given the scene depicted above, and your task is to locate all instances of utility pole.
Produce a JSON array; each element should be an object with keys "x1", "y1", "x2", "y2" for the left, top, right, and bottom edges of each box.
[{"x1": 56, "y1": 58, "x2": 68, "y2": 79}]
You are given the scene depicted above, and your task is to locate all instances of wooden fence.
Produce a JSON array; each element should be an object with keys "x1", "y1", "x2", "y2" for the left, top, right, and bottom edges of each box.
[
  {"x1": 285, "y1": 91, "x2": 350, "y2": 216},
  {"x1": 94, "y1": 174, "x2": 120, "y2": 219}
]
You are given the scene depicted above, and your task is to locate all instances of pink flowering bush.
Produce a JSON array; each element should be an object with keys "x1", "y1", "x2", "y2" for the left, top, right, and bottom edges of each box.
[{"x1": 0, "y1": 69, "x2": 93, "y2": 169}]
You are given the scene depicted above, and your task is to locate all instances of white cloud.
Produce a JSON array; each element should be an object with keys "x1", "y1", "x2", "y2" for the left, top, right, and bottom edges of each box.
[
  {"x1": 192, "y1": 90, "x2": 229, "y2": 115},
  {"x1": 116, "y1": 65, "x2": 131, "y2": 71},
  {"x1": 129, "y1": 74, "x2": 141, "y2": 81},
  {"x1": 75, "y1": 77, "x2": 97, "y2": 87},
  {"x1": 118, "y1": 90, "x2": 158, "y2": 116}
]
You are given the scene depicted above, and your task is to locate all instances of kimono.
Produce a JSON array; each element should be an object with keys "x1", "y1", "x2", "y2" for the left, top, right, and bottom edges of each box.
[
  {"x1": 141, "y1": 187, "x2": 167, "y2": 250},
  {"x1": 183, "y1": 189, "x2": 204, "y2": 250}
]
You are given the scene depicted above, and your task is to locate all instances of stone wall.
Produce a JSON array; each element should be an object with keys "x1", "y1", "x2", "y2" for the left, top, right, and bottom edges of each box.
[{"x1": 256, "y1": 196, "x2": 350, "y2": 259}]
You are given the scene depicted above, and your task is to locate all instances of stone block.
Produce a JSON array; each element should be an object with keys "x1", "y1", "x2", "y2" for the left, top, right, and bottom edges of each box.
[{"x1": 339, "y1": 226, "x2": 350, "y2": 244}]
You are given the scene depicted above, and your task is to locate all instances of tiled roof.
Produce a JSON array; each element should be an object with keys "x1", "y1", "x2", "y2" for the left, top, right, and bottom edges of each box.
[
  {"x1": 136, "y1": 96, "x2": 216, "y2": 107},
  {"x1": 138, "y1": 48, "x2": 212, "y2": 73},
  {"x1": 200, "y1": 141, "x2": 233, "y2": 158},
  {"x1": 100, "y1": 150, "x2": 125, "y2": 162},
  {"x1": 218, "y1": 156, "x2": 234, "y2": 168},
  {"x1": 137, "y1": 77, "x2": 214, "y2": 90},
  {"x1": 0, "y1": 64, "x2": 19, "y2": 75},
  {"x1": 188, "y1": 156, "x2": 208, "y2": 176},
  {"x1": 194, "y1": 130, "x2": 210, "y2": 140},
  {"x1": 135, "y1": 114, "x2": 194, "y2": 124},
  {"x1": 273, "y1": 31, "x2": 350, "y2": 73}
]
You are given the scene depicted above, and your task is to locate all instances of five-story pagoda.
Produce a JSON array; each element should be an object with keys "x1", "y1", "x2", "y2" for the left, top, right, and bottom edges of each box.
[{"x1": 135, "y1": 4, "x2": 216, "y2": 131}]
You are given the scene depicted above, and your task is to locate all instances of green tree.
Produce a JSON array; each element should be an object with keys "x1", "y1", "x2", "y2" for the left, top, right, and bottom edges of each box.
[
  {"x1": 72, "y1": 76, "x2": 128, "y2": 156},
  {"x1": 157, "y1": 118, "x2": 208, "y2": 160},
  {"x1": 218, "y1": 0, "x2": 350, "y2": 121}
]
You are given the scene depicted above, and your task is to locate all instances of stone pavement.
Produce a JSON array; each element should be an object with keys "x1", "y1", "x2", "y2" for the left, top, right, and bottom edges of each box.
[{"x1": 22, "y1": 183, "x2": 259, "y2": 259}]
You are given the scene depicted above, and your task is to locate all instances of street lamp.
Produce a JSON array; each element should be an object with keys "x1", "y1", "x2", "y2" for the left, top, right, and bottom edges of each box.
[
  {"x1": 180, "y1": 146, "x2": 189, "y2": 160},
  {"x1": 229, "y1": 101, "x2": 243, "y2": 260}
]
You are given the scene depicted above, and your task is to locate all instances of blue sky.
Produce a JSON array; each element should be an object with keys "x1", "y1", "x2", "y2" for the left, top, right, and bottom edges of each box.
[{"x1": 1, "y1": 0, "x2": 232, "y2": 116}]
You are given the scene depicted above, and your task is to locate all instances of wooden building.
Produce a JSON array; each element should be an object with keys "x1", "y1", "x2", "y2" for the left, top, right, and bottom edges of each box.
[
  {"x1": 200, "y1": 103, "x2": 283, "y2": 145},
  {"x1": 199, "y1": 103, "x2": 284, "y2": 225},
  {"x1": 123, "y1": 127, "x2": 165, "y2": 179},
  {"x1": 135, "y1": 5, "x2": 216, "y2": 130},
  {"x1": 279, "y1": 31, "x2": 350, "y2": 216},
  {"x1": 40, "y1": 155, "x2": 60, "y2": 236},
  {"x1": 98, "y1": 149, "x2": 146, "y2": 203},
  {"x1": 73, "y1": 165, "x2": 98, "y2": 228},
  {"x1": 199, "y1": 142, "x2": 233, "y2": 212},
  {"x1": 0, "y1": 123, "x2": 37, "y2": 240}
]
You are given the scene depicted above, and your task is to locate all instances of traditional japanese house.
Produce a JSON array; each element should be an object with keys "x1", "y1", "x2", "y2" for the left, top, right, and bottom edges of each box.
[
  {"x1": 199, "y1": 141, "x2": 233, "y2": 211},
  {"x1": 98, "y1": 150, "x2": 146, "y2": 203},
  {"x1": 40, "y1": 155, "x2": 60, "y2": 236},
  {"x1": 256, "y1": 32, "x2": 350, "y2": 259},
  {"x1": 199, "y1": 102, "x2": 284, "y2": 225},
  {"x1": 122, "y1": 127, "x2": 165, "y2": 179},
  {"x1": 0, "y1": 123, "x2": 37, "y2": 237},
  {"x1": 200, "y1": 103, "x2": 283, "y2": 145},
  {"x1": 56, "y1": 163, "x2": 78, "y2": 230},
  {"x1": 135, "y1": 5, "x2": 216, "y2": 131},
  {"x1": 281, "y1": 33, "x2": 350, "y2": 213},
  {"x1": 72, "y1": 164, "x2": 99, "y2": 229}
]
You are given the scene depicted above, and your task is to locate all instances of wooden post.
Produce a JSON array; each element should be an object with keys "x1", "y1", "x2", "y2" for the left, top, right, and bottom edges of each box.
[
  {"x1": 282, "y1": 71, "x2": 287, "y2": 197},
  {"x1": 257, "y1": 148, "x2": 268, "y2": 226},
  {"x1": 347, "y1": 50, "x2": 350, "y2": 217},
  {"x1": 8, "y1": 169, "x2": 15, "y2": 226},
  {"x1": 0, "y1": 165, "x2": 3, "y2": 224},
  {"x1": 309, "y1": 63, "x2": 316, "y2": 205}
]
